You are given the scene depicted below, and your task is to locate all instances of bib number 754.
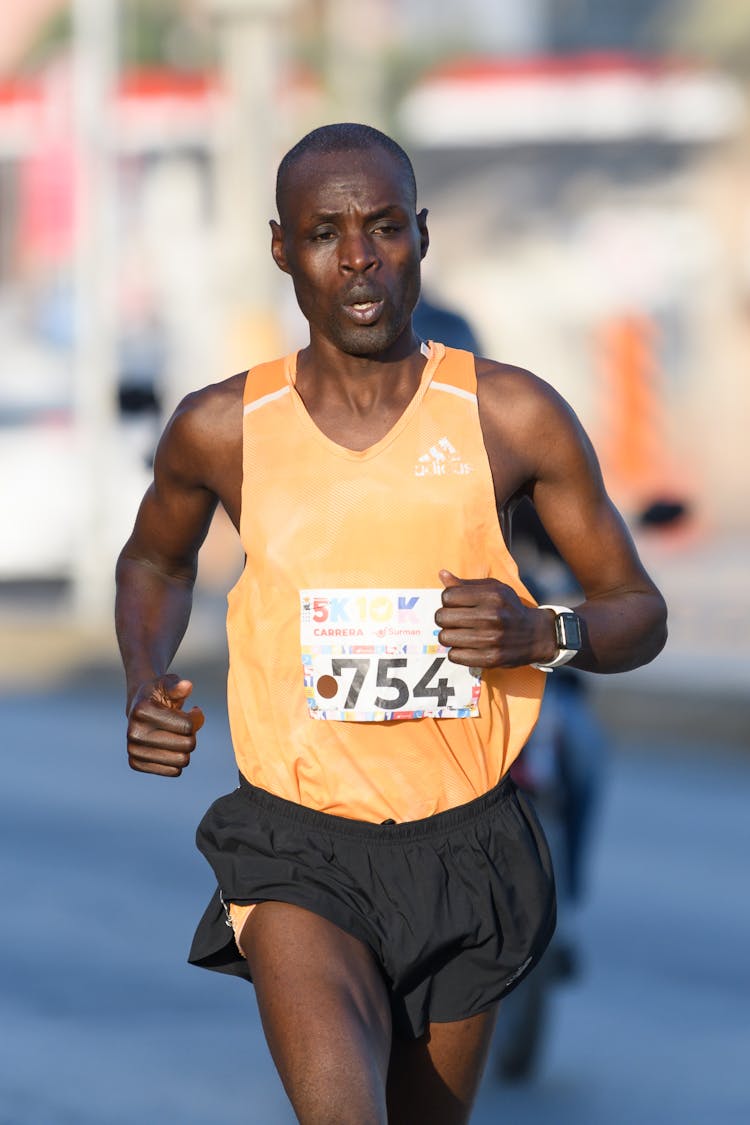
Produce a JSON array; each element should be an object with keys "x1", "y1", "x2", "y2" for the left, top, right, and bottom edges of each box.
[
  {"x1": 333, "y1": 656, "x2": 452, "y2": 710},
  {"x1": 305, "y1": 652, "x2": 480, "y2": 720}
]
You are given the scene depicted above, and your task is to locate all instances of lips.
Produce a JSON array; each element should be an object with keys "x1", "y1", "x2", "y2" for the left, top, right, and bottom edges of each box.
[
  {"x1": 343, "y1": 298, "x2": 385, "y2": 325},
  {"x1": 341, "y1": 286, "x2": 385, "y2": 325}
]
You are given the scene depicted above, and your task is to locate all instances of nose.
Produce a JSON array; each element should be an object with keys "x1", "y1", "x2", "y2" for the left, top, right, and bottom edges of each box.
[{"x1": 339, "y1": 230, "x2": 377, "y2": 273}]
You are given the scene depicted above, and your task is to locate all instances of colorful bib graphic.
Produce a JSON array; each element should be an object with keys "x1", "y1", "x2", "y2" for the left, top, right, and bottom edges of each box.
[{"x1": 300, "y1": 588, "x2": 481, "y2": 721}]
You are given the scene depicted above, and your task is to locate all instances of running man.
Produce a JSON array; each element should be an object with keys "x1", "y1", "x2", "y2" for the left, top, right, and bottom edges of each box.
[{"x1": 116, "y1": 123, "x2": 667, "y2": 1124}]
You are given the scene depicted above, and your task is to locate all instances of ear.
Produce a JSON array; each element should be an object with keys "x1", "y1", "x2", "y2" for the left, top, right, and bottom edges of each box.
[
  {"x1": 417, "y1": 208, "x2": 429, "y2": 261},
  {"x1": 270, "y1": 219, "x2": 290, "y2": 274}
]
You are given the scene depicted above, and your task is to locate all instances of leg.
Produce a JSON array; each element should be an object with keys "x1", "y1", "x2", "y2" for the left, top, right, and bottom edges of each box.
[
  {"x1": 386, "y1": 1005, "x2": 499, "y2": 1125},
  {"x1": 240, "y1": 901, "x2": 392, "y2": 1125}
]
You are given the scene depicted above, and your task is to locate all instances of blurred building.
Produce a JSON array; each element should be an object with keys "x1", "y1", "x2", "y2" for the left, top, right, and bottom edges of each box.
[
  {"x1": 543, "y1": 0, "x2": 671, "y2": 54},
  {"x1": 397, "y1": 51, "x2": 749, "y2": 530}
]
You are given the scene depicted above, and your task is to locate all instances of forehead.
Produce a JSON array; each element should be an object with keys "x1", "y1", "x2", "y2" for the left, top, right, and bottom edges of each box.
[{"x1": 279, "y1": 147, "x2": 414, "y2": 224}]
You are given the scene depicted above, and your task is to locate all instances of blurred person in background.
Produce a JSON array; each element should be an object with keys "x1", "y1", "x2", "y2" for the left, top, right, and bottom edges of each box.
[
  {"x1": 115, "y1": 123, "x2": 667, "y2": 1124},
  {"x1": 510, "y1": 498, "x2": 609, "y2": 929},
  {"x1": 413, "y1": 291, "x2": 481, "y2": 355}
]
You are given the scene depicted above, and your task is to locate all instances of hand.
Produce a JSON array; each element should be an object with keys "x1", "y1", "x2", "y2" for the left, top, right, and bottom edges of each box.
[
  {"x1": 435, "y1": 570, "x2": 554, "y2": 669},
  {"x1": 126, "y1": 674, "x2": 205, "y2": 777}
]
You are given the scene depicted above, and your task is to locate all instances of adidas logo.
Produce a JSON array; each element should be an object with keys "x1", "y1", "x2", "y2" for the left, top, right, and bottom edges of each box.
[{"x1": 414, "y1": 436, "x2": 473, "y2": 477}]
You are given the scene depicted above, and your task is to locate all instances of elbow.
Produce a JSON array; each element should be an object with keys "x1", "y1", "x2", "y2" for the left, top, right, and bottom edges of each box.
[
  {"x1": 116, "y1": 544, "x2": 197, "y2": 589},
  {"x1": 649, "y1": 591, "x2": 669, "y2": 661}
]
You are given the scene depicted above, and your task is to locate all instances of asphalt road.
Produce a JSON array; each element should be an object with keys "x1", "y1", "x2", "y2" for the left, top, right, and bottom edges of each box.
[{"x1": 1, "y1": 676, "x2": 748, "y2": 1125}]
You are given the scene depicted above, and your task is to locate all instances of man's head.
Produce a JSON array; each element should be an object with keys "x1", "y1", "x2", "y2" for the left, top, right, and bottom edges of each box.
[
  {"x1": 271, "y1": 123, "x2": 428, "y2": 358},
  {"x1": 275, "y1": 123, "x2": 417, "y2": 225}
]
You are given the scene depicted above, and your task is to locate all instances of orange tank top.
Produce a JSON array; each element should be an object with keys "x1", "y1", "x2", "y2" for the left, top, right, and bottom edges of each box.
[{"x1": 226, "y1": 343, "x2": 544, "y2": 822}]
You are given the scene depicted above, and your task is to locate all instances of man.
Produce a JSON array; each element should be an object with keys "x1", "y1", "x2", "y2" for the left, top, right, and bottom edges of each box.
[{"x1": 116, "y1": 123, "x2": 667, "y2": 1124}]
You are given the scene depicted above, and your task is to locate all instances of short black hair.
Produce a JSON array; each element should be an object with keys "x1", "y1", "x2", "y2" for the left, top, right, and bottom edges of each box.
[{"x1": 276, "y1": 122, "x2": 417, "y2": 220}]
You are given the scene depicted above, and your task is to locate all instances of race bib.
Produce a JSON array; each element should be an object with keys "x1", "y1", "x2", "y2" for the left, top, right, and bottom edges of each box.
[{"x1": 300, "y1": 588, "x2": 481, "y2": 721}]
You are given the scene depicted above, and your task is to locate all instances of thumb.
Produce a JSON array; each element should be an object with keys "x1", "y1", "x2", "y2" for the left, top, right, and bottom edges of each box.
[
  {"x1": 153, "y1": 676, "x2": 194, "y2": 711},
  {"x1": 439, "y1": 569, "x2": 462, "y2": 588}
]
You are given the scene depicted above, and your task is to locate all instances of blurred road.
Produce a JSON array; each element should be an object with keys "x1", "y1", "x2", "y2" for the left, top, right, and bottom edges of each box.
[{"x1": 2, "y1": 673, "x2": 748, "y2": 1125}]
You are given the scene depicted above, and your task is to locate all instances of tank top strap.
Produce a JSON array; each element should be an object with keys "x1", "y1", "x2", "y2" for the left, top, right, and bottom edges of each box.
[
  {"x1": 427, "y1": 344, "x2": 478, "y2": 397},
  {"x1": 242, "y1": 355, "x2": 292, "y2": 413}
]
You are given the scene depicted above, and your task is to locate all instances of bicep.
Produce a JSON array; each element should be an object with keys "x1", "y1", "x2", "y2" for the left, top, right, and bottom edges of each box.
[
  {"x1": 120, "y1": 408, "x2": 219, "y2": 581},
  {"x1": 527, "y1": 398, "x2": 653, "y2": 599},
  {"x1": 478, "y1": 364, "x2": 655, "y2": 601}
]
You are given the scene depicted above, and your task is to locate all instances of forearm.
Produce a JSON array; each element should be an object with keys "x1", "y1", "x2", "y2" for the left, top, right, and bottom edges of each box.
[
  {"x1": 563, "y1": 588, "x2": 667, "y2": 674},
  {"x1": 115, "y1": 553, "x2": 196, "y2": 710}
]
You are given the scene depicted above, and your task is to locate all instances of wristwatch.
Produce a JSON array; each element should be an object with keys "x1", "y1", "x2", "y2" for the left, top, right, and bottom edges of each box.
[{"x1": 531, "y1": 605, "x2": 582, "y2": 672}]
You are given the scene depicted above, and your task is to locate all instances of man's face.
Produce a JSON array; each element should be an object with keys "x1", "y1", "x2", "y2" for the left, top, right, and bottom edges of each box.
[{"x1": 271, "y1": 147, "x2": 429, "y2": 358}]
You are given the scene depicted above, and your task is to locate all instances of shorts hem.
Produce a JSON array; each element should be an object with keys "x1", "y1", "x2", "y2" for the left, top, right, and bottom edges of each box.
[
  {"x1": 232, "y1": 895, "x2": 377, "y2": 960},
  {"x1": 189, "y1": 887, "x2": 378, "y2": 981},
  {"x1": 409, "y1": 893, "x2": 557, "y2": 1037}
]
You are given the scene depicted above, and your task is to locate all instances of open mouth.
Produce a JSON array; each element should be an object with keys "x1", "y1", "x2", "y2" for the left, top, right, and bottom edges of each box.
[{"x1": 343, "y1": 298, "x2": 385, "y2": 325}]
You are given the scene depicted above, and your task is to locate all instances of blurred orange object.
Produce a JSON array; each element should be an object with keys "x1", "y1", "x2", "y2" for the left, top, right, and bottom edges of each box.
[{"x1": 596, "y1": 312, "x2": 695, "y2": 534}]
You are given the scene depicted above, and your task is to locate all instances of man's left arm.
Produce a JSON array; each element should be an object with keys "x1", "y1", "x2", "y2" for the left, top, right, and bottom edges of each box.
[{"x1": 437, "y1": 366, "x2": 667, "y2": 675}]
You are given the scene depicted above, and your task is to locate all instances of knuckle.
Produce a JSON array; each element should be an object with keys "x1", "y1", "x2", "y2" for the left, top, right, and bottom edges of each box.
[{"x1": 130, "y1": 700, "x2": 153, "y2": 722}]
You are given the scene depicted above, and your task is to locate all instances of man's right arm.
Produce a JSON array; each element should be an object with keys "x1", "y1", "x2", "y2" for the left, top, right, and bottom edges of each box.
[{"x1": 115, "y1": 394, "x2": 220, "y2": 776}]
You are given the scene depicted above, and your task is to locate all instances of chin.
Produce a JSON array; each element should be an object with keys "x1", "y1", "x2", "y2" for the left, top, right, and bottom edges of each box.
[
  {"x1": 332, "y1": 320, "x2": 409, "y2": 358},
  {"x1": 341, "y1": 337, "x2": 387, "y2": 357}
]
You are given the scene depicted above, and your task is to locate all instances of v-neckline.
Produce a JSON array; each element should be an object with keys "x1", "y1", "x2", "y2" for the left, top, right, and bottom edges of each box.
[{"x1": 283, "y1": 342, "x2": 444, "y2": 461}]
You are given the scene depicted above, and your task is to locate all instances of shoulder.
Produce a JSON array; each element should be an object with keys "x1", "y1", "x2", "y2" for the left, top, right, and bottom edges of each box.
[
  {"x1": 165, "y1": 372, "x2": 245, "y2": 445},
  {"x1": 474, "y1": 356, "x2": 576, "y2": 432},
  {"x1": 473, "y1": 357, "x2": 593, "y2": 485},
  {"x1": 474, "y1": 355, "x2": 556, "y2": 398},
  {"x1": 156, "y1": 372, "x2": 246, "y2": 487},
  {"x1": 170, "y1": 371, "x2": 245, "y2": 433}
]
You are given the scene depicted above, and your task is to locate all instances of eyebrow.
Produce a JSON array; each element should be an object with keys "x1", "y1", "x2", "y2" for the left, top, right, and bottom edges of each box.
[{"x1": 307, "y1": 204, "x2": 406, "y2": 224}]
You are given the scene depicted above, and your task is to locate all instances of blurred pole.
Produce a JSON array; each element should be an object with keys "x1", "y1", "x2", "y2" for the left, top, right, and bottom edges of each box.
[
  {"x1": 208, "y1": 0, "x2": 293, "y2": 370},
  {"x1": 323, "y1": 0, "x2": 388, "y2": 127},
  {"x1": 71, "y1": 0, "x2": 119, "y2": 624}
]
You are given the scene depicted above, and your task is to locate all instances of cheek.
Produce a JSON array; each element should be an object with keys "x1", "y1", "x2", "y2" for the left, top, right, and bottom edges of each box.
[
  {"x1": 291, "y1": 254, "x2": 333, "y2": 297},
  {"x1": 291, "y1": 275, "x2": 332, "y2": 326}
]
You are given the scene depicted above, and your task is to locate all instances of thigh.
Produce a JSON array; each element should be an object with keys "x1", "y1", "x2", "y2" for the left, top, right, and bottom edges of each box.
[
  {"x1": 386, "y1": 1005, "x2": 499, "y2": 1125},
  {"x1": 242, "y1": 901, "x2": 393, "y2": 1125}
]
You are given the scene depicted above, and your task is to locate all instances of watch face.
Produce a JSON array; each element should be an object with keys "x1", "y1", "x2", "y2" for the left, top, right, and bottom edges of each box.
[{"x1": 556, "y1": 612, "x2": 582, "y2": 651}]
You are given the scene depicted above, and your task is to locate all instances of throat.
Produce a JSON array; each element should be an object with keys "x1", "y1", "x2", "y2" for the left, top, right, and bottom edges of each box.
[
  {"x1": 318, "y1": 407, "x2": 402, "y2": 452},
  {"x1": 294, "y1": 353, "x2": 429, "y2": 452}
]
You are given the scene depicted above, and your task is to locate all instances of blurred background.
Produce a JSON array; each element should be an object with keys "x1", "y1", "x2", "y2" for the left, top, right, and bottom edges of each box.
[{"x1": 0, "y1": 2, "x2": 748, "y2": 1122}]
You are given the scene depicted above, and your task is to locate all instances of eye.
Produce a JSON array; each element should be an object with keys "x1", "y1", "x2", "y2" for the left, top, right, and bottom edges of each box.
[
  {"x1": 310, "y1": 228, "x2": 337, "y2": 242},
  {"x1": 373, "y1": 222, "x2": 400, "y2": 236}
]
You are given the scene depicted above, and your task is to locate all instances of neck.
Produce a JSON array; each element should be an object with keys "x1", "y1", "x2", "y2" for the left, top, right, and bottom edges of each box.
[
  {"x1": 298, "y1": 327, "x2": 423, "y2": 390},
  {"x1": 295, "y1": 331, "x2": 428, "y2": 419}
]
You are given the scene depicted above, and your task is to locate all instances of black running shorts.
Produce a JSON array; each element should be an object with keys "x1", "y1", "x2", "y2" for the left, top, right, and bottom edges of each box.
[{"x1": 188, "y1": 772, "x2": 556, "y2": 1039}]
